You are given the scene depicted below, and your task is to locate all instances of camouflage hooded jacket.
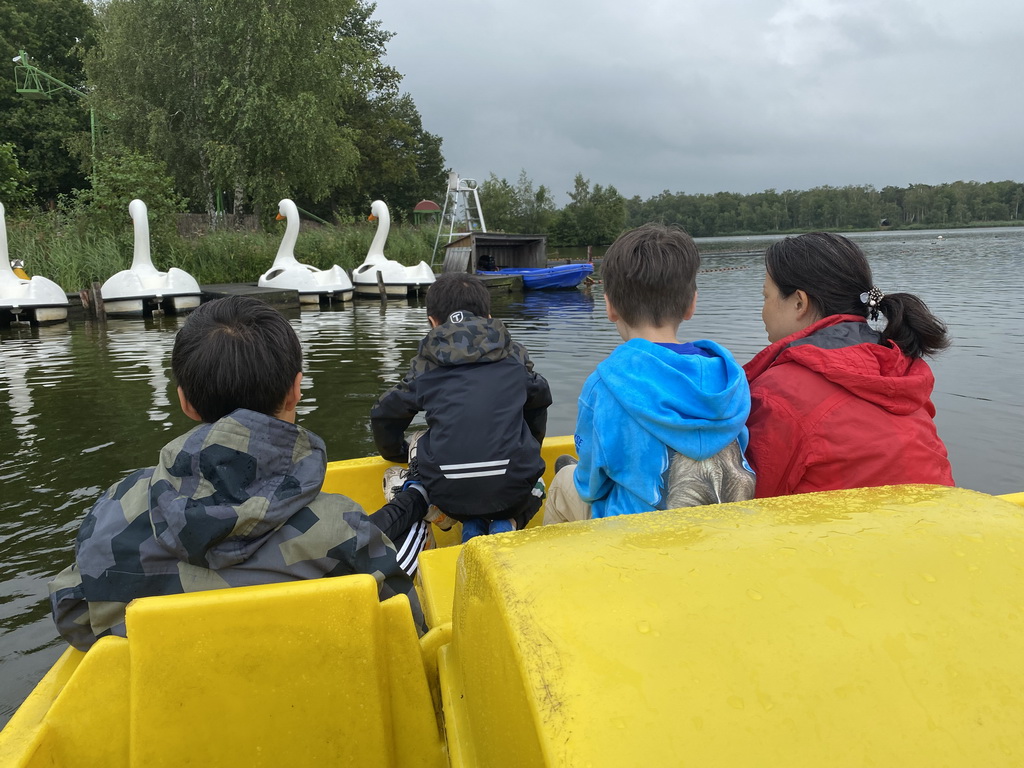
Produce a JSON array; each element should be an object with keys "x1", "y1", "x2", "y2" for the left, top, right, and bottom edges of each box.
[
  {"x1": 370, "y1": 311, "x2": 551, "y2": 520},
  {"x1": 49, "y1": 409, "x2": 422, "y2": 651}
]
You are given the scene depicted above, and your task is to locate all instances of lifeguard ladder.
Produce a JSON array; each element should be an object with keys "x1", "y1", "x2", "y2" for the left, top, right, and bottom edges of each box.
[{"x1": 430, "y1": 173, "x2": 487, "y2": 265}]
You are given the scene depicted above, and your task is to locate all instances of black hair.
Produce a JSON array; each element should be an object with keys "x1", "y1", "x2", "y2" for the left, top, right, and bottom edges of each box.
[
  {"x1": 601, "y1": 223, "x2": 700, "y2": 327},
  {"x1": 426, "y1": 272, "x2": 490, "y2": 322},
  {"x1": 765, "y1": 232, "x2": 950, "y2": 358},
  {"x1": 171, "y1": 296, "x2": 303, "y2": 422}
]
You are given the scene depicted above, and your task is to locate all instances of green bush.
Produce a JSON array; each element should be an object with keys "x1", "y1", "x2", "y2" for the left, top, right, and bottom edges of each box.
[
  {"x1": 1, "y1": 142, "x2": 36, "y2": 209},
  {"x1": 59, "y1": 150, "x2": 187, "y2": 255}
]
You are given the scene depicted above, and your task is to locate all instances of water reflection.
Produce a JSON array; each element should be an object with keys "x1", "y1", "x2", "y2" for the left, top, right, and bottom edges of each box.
[
  {"x1": 0, "y1": 325, "x2": 73, "y2": 446},
  {"x1": 103, "y1": 318, "x2": 181, "y2": 424}
]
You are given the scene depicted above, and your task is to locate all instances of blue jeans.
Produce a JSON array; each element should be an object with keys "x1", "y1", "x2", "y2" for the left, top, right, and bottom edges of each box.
[{"x1": 461, "y1": 518, "x2": 515, "y2": 543}]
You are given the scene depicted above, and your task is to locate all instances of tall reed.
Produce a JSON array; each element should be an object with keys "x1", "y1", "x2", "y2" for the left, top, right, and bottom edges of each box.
[{"x1": 6, "y1": 213, "x2": 442, "y2": 292}]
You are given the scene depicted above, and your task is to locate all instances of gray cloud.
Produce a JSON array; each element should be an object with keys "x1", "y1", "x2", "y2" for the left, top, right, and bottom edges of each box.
[{"x1": 373, "y1": 0, "x2": 1024, "y2": 201}]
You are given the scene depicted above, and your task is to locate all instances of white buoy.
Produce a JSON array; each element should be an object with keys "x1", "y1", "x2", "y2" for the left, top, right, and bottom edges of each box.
[
  {"x1": 352, "y1": 200, "x2": 436, "y2": 298},
  {"x1": 258, "y1": 199, "x2": 354, "y2": 304},
  {"x1": 0, "y1": 201, "x2": 69, "y2": 324},
  {"x1": 100, "y1": 199, "x2": 201, "y2": 317}
]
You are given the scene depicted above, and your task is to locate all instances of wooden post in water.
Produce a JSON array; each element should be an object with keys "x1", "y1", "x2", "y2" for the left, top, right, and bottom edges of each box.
[
  {"x1": 376, "y1": 270, "x2": 387, "y2": 306},
  {"x1": 90, "y1": 281, "x2": 105, "y2": 319}
]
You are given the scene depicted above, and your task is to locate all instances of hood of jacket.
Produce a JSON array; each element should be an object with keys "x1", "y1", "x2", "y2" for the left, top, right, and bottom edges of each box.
[
  {"x1": 594, "y1": 338, "x2": 751, "y2": 461},
  {"x1": 744, "y1": 315, "x2": 935, "y2": 415},
  {"x1": 148, "y1": 409, "x2": 328, "y2": 570},
  {"x1": 417, "y1": 312, "x2": 512, "y2": 368}
]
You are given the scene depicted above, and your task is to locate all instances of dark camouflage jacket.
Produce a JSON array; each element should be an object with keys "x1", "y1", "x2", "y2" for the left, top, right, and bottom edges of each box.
[
  {"x1": 370, "y1": 312, "x2": 551, "y2": 521},
  {"x1": 49, "y1": 409, "x2": 422, "y2": 651}
]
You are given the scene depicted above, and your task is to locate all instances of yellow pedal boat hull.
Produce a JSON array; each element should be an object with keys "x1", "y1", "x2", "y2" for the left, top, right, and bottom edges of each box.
[{"x1": 2, "y1": 438, "x2": 1023, "y2": 767}]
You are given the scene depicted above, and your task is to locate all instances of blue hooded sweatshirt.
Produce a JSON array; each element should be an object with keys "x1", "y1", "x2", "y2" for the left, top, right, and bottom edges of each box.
[{"x1": 573, "y1": 338, "x2": 751, "y2": 518}]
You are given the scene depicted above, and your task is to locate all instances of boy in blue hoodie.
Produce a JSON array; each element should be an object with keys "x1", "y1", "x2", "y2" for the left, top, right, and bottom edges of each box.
[{"x1": 544, "y1": 224, "x2": 754, "y2": 523}]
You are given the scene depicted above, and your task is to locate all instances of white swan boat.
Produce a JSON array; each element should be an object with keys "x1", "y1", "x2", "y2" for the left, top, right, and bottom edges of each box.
[
  {"x1": 352, "y1": 200, "x2": 435, "y2": 298},
  {"x1": 258, "y1": 199, "x2": 353, "y2": 304},
  {"x1": 100, "y1": 200, "x2": 201, "y2": 317},
  {"x1": 0, "y1": 202, "x2": 69, "y2": 325}
]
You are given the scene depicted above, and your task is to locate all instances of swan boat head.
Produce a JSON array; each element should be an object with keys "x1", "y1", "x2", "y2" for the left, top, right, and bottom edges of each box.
[
  {"x1": 128, "y1": 199, "x2": 161, "y2": 277},
  {"x1": 272, "y1": 199, "x2": 303, "y2": 268},
  {"x1": 366, "y1": 200, "x2": 391, "y2": 262}
]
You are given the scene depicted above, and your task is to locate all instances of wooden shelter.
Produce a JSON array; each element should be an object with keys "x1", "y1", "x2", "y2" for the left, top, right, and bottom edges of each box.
[{"x1": 442, "y1": 233, "x2": 547, "y2": 274}]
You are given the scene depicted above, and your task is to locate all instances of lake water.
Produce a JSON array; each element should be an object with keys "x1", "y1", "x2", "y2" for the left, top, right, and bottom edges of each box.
[{"x1": 1, "y1": 227, "x2": 1022, "y2": 725}]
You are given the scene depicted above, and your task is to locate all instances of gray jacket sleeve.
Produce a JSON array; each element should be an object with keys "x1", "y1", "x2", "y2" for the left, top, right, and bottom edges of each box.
[{"x1": 49, "y1": 562, "x2": 100, "y2": 651}]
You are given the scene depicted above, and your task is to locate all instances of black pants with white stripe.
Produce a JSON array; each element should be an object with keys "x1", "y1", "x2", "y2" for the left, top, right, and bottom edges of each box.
[{"x1": 368, "y1": 489, "x2": 430, "y2": 577}]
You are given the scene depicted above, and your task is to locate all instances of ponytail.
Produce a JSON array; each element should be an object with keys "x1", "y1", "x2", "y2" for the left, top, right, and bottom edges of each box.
[{"x1": 877, "y1": 292, "x2": 950, "y2": 358}]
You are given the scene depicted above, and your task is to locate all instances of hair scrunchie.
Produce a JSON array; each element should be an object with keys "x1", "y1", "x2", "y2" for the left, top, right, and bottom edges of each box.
[{"x1": 859, "y1": 286, "x2": 885, "y2": 321}]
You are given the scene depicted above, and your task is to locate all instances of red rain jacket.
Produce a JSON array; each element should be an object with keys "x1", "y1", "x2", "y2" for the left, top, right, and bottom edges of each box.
[{"x1": 744, "y1": 315, "x2": 954, "y2": 498}]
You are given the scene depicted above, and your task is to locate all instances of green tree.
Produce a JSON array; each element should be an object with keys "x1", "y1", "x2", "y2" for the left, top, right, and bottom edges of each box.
[
  {"x1": 0, "y1": 142, "x2": 37, "y2": 208},
  {"x1": 589, "y1": 183, "x2": 627, "y2": 243},
  {"x1": 478, "y1": 170, "x2": 555, "y2": 233},
  {"x1": 328, "y1": 92, "x2": 446, "y2": 222},
  {"x1": 316, "y1": 3, "x2": 445, "y2": 221},
  {"x1": 87, "y1": 0, "x2": 407, "y2": 218},
  {"x1": 515, "y1": 170, "x2": 557, "y2": 234},
  {"x1": 550, "y1": 208, "x2": 581, "y2": 247},
  {"x1": 0, "y1": 0, "x2": 95, "y2": 205},
  {"x1": 554, "y1": 173, "x2": 626, "y2": 245},
  {"x1": 478, "y1": 174, "x2": 519, "y2": 231}
]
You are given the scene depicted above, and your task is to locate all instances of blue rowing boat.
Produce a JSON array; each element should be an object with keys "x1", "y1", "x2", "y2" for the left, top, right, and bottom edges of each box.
[{"x1": 479, "y1": 262, "x2": 594, "y2": 290}]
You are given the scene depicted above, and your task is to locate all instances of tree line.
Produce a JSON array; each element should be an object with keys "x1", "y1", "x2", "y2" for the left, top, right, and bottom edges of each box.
[
  {"x1": 480, "y1": 174, "x2": 1024, "y2": 246},
  {"x1": 628, "y1": 181, "x2": 1024, "y2": 238}
]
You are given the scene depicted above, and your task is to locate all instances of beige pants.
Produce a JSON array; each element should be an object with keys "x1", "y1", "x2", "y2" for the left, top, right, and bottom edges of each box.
[{"x1": 542, "y1": 465, "x2": 592, "y2": 524}]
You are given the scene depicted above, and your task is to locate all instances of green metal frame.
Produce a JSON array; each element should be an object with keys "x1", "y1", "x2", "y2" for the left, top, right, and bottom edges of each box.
[
  {"x1": 13, "y1": 50, "x2": 96, "y2": 174},
  {"x1": 14, "y1": 50, "x2": 85, "y2": 100}
]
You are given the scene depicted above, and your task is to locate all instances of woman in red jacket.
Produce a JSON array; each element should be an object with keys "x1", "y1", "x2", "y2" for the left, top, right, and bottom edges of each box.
[{"x1": 745, "y1": 232, "x2": 954, "y2": 498}]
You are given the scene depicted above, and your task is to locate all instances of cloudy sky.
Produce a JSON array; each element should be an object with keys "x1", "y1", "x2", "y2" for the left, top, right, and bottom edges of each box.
[{"x1": 371, "y1": 0, "x2": 1022, "y2": 202}]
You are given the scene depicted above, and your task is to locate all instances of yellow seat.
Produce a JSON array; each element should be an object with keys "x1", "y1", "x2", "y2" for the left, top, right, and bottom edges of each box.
[
  {"x1": 0, "y1": 639, "x2": 128, "y2": 768},
  {"x1": 0, "y1": 573, "x2": 445, "y2": 768},
  {"x1": 418, "y1": 545, "x2": 462, "y2": 629},
  {"x1": 439, "y1": 485, "x2": 1024, "y2": 767},
  {"x1": 126, "y1": 574, "x2": 444, "y2": 767}
]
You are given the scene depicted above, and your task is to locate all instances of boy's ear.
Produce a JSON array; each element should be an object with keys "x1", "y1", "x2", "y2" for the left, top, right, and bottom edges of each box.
[
  {"x1": 427, "y1": 315, "x2": 440, "y2": 328},
  {"x1": 276, "y1": 372, "x2": 303, "y2": 422},
  {"x1": 682, "y1": 290, "x2": 698, "y2": 321},
  {"x1": 177, "y1": 386, "x2": 203, "y2": 422},
  {"x1": 605, "y1": 295, "x2": 620, "y2": 323}
]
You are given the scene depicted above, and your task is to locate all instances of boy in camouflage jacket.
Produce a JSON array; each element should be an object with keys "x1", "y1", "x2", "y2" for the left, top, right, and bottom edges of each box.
[{"x1": 49, "y1": 296, "x2": 427, "y2": 651}]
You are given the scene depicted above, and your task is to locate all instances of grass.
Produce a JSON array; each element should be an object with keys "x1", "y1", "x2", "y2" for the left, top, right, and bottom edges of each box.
[
  {"x1": 9, "y1": 222, "x2": 126, "y2": 293},
  {"x1": 6, "y1": 214, "x2": 442, "y2": 292}
]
